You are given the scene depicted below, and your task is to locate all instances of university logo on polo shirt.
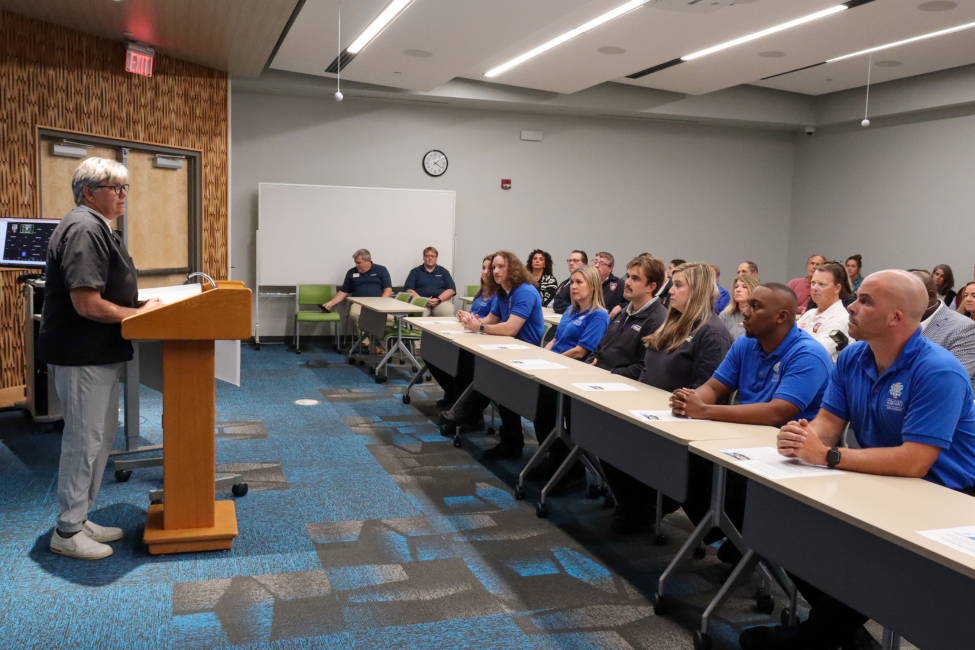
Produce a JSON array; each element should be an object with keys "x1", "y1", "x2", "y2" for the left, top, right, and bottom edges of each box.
[
  {"x1": 887, "y1": 382, "x2": 905, "y2": 412},
  {"x1": 771, "y1": 361, "x2": 781, "y2": 383}
]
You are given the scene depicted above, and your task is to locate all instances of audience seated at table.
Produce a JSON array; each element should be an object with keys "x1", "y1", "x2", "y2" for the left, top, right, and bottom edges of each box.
[
  {"x1": 742, "y1": 270, "x2": 975, "y2": 650},
  {"x1": 587, "y1": 254, "x2": 668, "y2": 379},
  {"x1": 437, "y1": 251, "x2": 545, "y2": 459},
  {"x1": 795, "y1": 261, "x2": 853, "y2": 362},
  {"x1": 602, "y1": 262, "x2": 734, "y2": 533},
  {"x1": 531, "y1": 264, "x2": 611, "y2": 494},
  {"x1": 720, "y1": 273, "x2": 759, "y2": 340}
]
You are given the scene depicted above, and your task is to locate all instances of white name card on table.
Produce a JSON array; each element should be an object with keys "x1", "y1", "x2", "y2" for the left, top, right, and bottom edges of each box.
[
  {"x1": 423, "y1": 320, "x2": 459, "y2": 324},
  {"x1": 479, "y1": 344, "x2": 530, "y2": 350},
  {"x1": 630, "y1": 409, "x2": 695, "y2": 422},
  {"x1": 574, "y1": 382, "x2": 639, "y2": 392},
  {"x1": 442, "y1": 330, "x2": 474, "y2": 335},
  {"x1": 719, "y1": 447, "x2": 843, "y2": 480},
  {"x1": 137, "y1": 283, "x2": 202, "y2": 305},
  {"x1": 918, "y1": 526, "x2": 975, "y2": 560},
  {"x1": 507, "y1": 359, "x2": 568, "y2": 370}
]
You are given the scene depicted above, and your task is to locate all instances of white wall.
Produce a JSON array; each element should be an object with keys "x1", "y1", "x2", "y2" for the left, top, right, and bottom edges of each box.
[
  {"x1": 788, "y1": 112, "x2": 975, "y2": 282},
  {"x1": 231, "y1": 91, "x2": 796, "y2": 336}
]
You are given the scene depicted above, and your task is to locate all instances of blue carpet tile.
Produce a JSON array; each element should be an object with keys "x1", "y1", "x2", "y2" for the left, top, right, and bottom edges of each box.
[{"x1": 1, "y1": 343, "x2": 891, "y2": 649}]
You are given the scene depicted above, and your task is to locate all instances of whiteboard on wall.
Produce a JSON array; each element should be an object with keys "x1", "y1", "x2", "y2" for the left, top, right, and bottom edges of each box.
[{"x1": 258, "y1": 183, "x2": 455, "y2": 287}]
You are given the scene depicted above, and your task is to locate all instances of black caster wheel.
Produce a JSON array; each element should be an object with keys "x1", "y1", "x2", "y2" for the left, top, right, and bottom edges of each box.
[
  {"x1": 368, "y1": 366, "x2": 375, "y2": 375},
  {"x1": 453, "y1": 436, "x2": 461, "y2": 448},
  {"x1": 514, "y1": 485, "x2": 526, "y2": 500},
  {"x1": 603, "y1": 494, "x2": 616, "y2": 509},
  {"x1": 399, "y1": 359, "x2": 405, "y2": 365},
  {"x1": 754, "y1": 593, "x2": 774, "y2": 614},
  {"x1": 653, "y1": 533, "x2": 668, "y2": 546},
  {"x1": 424, "y1": 375, "x2": 432, "y2": 382},
  {"x1": 780, "y1": 607, "x2": 793, "y2": 625},
  {"x1": 693, "y1": 631, "x2": 712, "y2": 650},
  {"x1": 693, "y1": 545, "x2": 707, "y2": 560},
  {"x1": 295, "y1": 349, "x2": 302, "y2": 355},
  {"x1": 255, "y1": 343, "x2": 261, "y2": 351},
  {"x1": 115, "y1": 469, "x2": 132, "y2": 482},
  {"x1": 347, "y1": 357, "x2": 355, "y2": 365},
  {"x1": 653, "y1": 595, "x2": 667, "y2": 615},
  {"x1": 375, "y1": 375, "x2": 387, "y2": 384},
  {"x1": 486, "y1": 427, "x2": 495, "y2": 435},
  {"x1": 150, "y1": 499, "x2": 163, "y2": 506},
  {"x1": 535, "y1": 502, "x2": 548, "y2": 518},
  {"x1": 402, "y1": 395, "x2": 411, "y2": 405},
  {"x1": 754, "y1": 592, "x2": 774, "y2": 614},
  {"x1": 232, "y1": 483, "x2": 249, "y2": 497}
]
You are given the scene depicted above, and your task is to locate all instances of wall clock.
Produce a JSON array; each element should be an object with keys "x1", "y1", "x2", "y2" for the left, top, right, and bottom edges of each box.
[{"x1": 423, "y1": 150, "x2": 448, "y2": 177}]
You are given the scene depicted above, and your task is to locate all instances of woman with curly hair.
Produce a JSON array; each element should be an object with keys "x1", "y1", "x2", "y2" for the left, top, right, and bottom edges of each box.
[{"x1": 526, "y1": 249, "x2": 558, "y2": 305}]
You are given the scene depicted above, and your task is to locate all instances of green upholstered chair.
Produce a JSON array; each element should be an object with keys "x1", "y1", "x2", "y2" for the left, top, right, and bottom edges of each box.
[
  {"x1": 466, "y1": 285, "x2": 479, "y2": 297},
  {"x1": 294, "y1": 284, "x2": 340, "y2": 354}
]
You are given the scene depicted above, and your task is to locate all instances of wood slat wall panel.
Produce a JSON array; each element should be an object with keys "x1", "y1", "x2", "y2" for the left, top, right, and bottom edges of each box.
[{"x1": 0, "y1": 11, "x2": 228, "y2": 389}]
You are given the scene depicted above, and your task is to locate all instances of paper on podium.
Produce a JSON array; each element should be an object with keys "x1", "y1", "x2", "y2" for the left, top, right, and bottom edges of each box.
[{"x1": 138, "y1": 283, "x2": 202, "y2": 305}]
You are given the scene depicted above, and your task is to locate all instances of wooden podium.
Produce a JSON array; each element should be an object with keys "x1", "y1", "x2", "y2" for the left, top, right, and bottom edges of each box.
[{"x1": 122, "y1": 281, "x2": 252, "y2": 555}]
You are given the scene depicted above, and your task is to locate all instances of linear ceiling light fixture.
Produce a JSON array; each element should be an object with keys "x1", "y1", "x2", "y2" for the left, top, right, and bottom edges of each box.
[
  {"x1": 826, "y1": 20, "x2": 975, "y2": 62},
  {"x1": 628, "y1": 0, "x2": 875, "y2": 79},
  {"x1": 484, "y1": 0, "x2": 651, "y2": 78},
  {"x1": 326, "y1": 0, "x2": 415, "y2": 73}
]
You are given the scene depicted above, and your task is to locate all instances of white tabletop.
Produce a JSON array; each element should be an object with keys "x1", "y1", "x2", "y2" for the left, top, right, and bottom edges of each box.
[
  {"x1": 348, "y1": 296, "x2": 427, "y2": 313},
  {"x1": 544, "y1": 313, "x2": 562, "y2": 325},
  {"x1": 691, "y1": 436, "x2": 975, "y2": 580}
]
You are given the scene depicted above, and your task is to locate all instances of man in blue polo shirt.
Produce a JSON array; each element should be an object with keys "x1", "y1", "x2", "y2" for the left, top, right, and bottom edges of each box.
[
  {"x1": 668, "y1": 283, "x2": 832, "y2": 557},
  {"x1": 404, "y1": 246, "x2": 456, "y2": 317},
  {"x1": 437, "y1": 251, "x2": 545, "y2": 459},
  {"x1": 742, "y1": 271, "x2": 975, "y2": 650},
  {"x1": 323, "y1": 248, "x2": 392, "y2": 332}
]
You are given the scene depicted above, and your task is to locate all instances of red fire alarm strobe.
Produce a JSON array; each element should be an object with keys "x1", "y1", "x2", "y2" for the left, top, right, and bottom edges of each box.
[{"x1": 501, "y1": 179, "x2": 511, "y2": 190}]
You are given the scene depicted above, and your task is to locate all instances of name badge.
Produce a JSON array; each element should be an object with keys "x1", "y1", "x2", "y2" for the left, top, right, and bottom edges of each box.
[
  {"x1": 631, "y1": 324, "x2": 641, "y2": 332},
  {"x1": 352, "y1": 273, "x2": 360, "y2": 278},
  {"x1": 435, "y1": 275, "x2": 442, "y2": 278}
]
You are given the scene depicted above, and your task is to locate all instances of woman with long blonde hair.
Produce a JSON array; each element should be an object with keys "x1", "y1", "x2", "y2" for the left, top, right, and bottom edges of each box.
[
  {"x1": 604, "y1": 262, "x2": 734, "y2": 534},
  {"x1": 720, "y1": 273, "x2": 760, "y2": 340}
]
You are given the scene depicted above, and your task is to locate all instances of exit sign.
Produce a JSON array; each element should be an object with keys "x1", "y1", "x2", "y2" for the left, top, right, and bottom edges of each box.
[{"x1": 125, "y1": 43, "x2": 154, "y2": 78}]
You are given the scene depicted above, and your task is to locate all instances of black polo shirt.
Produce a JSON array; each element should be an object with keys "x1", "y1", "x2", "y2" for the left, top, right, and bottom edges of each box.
[
  {"x1": 38, "y1": 206, "x2": 139, "y2": 366},
  {"x1": 340, "y1": 263, "x2": 391, "y2": 297},
  {"x1": 404, "y1": 264, "x2": 456, "y2": 298}
]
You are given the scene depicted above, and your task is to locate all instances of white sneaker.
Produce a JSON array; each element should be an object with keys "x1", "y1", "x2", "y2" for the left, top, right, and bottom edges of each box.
[
  {"x1": 50, "y1": 530, "x2": 113, "y2": 560},
  {"x1": 83, "y1": 520, "x2": 123, "y2": 543}
]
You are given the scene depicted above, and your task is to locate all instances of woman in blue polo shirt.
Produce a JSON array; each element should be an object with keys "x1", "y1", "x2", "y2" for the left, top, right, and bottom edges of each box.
[
  {"x1": 532, "y1": 265, "x2": 610, "y2": 492},
  {"x1": 469, "y1": 255, "x2": 497, "y2": 318}
]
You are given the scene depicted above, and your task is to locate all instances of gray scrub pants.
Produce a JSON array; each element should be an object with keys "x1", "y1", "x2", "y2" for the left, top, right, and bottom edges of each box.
[{"x1": 52, "y1": 363, "x2": 123, "y2": 533}]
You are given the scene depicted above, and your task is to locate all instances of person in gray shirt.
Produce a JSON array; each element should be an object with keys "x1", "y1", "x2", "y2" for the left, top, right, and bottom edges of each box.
[{"x1": 913, "y1": 270, "x2": 975, "y2": 390}]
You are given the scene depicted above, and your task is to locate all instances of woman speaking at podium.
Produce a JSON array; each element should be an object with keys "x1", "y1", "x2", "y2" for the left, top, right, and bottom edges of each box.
[{"x1": 38, "y1": 158, "x2": 163, "y2": 560}]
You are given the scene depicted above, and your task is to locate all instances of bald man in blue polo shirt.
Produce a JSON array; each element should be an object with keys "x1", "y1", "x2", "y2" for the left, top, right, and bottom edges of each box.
[{"x1": 741, "y1": 270, "x2": 975, "y2": 650}]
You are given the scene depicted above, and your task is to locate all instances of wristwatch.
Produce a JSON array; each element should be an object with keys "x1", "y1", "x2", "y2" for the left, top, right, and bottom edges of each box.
[
  {"x1": 826, "y1": 446, "x2": 841, "y2": 469},
  {"x1": 478, "y1": 323, "x2": 485, "y2": 334}
]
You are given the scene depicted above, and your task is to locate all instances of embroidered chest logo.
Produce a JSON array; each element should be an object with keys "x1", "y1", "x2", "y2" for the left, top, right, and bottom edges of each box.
[
  {"x1": 886, "y1": 382, "x2": 905, "y2": 412},
  {"x1": 609, "y1": 282, "x2": 618, "y2": 291},
  {"x1": 812, "y1": 322, "x2": 822, "y2": 333},
  {"x1": 770, "y1": 361, "x2": 781, "y2": 383},
  {"x1": 631, "y1": 324, "x2": 641, "y2": 332}
]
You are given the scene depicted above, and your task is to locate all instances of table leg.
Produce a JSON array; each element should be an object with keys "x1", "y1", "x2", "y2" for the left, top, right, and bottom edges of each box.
[
  {"x1": 515, "y1": 393, "x2": 563, "y2": 499},
  {"x1": 882, "y1": 629, "x2": 901, "y2": 650},
  {"x1": 403, "y1": 362, "x2": 428, "y2": 404}
]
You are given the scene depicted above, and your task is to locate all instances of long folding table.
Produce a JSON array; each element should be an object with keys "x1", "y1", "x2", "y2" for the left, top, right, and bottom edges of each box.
[
  {"x1": 692, "y1": 436, "x2": 975, "y2": 650},
  {"x1": 347, "y1": 296, "x2": 426, "y2": 383}
]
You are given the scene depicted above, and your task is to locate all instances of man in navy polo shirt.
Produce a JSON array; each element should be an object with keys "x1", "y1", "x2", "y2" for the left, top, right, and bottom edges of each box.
[
  {"x1": 742, "y1": 271, "x2": 975, "y2": 650},
  {"x1": 323, "y1": 248, "x2": 392, "y2": 331},
  {"x1": 437, "y1": 250, "x2": 545, "y2": 459},
  {"x1": 404, "y1": 246, "x2": 456, "y2": 317}
]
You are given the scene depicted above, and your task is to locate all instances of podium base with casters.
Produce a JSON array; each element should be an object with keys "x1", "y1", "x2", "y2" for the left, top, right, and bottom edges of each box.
[{"x1": 143, "y1": 500, "x2": 238, "y2": 555}]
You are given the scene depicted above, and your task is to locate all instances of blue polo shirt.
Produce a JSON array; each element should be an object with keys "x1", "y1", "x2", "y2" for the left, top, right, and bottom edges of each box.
[
  {"x1": 712, "y1": 325, "x2": 832, "y2": 421},
  {"x1": 490, "y1": 282, "x2": 545, "y2": 346},
  {"x1": 340, "y1": 264, "x2": 391, "y2": 297},
  {"x1": 404, "y1": 264, "x2": 456, "y2": 298},
  {"x1": 551, "y1": 306, "x2": 610, "y2": 355},
  {"x1": 471, "y1": 294, "x2": 495, "y2": 318},
  {"x1": 715, "y1": 284, "x2": 731, "y2": 313},
  {"x1": 822, "y1": 330, "x2": 975, "y2": 490}
]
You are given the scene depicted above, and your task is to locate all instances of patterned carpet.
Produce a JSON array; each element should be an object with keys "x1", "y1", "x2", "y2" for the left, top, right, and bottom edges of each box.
[{"x1": 0, "y1": 343, "x2": 895, "y2": 649}]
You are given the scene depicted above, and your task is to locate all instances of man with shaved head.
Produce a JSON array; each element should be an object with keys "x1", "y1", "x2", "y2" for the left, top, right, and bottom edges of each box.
[
  {"x1": 742, "y1": 271, "x2": 975, "y2": 650},
  {"x1": 668, "y1": 283, "x2": 832, "y2": 557},
  {"x1": 913, "y1": 269, "x2": 975, "y2": 390}
]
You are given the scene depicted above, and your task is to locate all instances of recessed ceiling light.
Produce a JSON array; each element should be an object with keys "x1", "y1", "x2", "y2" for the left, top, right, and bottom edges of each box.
[
  {"x1": 827, "y1": 20, "x2": 975, "y2": 62},
  {"x1": 597, "y1": 46, "x2": 627, "y2": 55},
  {"x1": 403, "y1": 49, "x2": 432, "y2": 58},
  {"x1": 485, "y1": 0, "x2": 651, "y2": 78},
  {"x1": 918, "y1": 0, "x2": 957, "y2": 11},
  {"x1": 758, "y1": 51, "x2": 787, "y2": 58},
  {"x1": 682, "y1": 5, "x2": 847, "y2": 61},
  {"x1": 348, "y1": 0, "x2": 415, "y2": 54},
  {"x1": 874, "y1": 60, "x2": 902, "y2": 67}
]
